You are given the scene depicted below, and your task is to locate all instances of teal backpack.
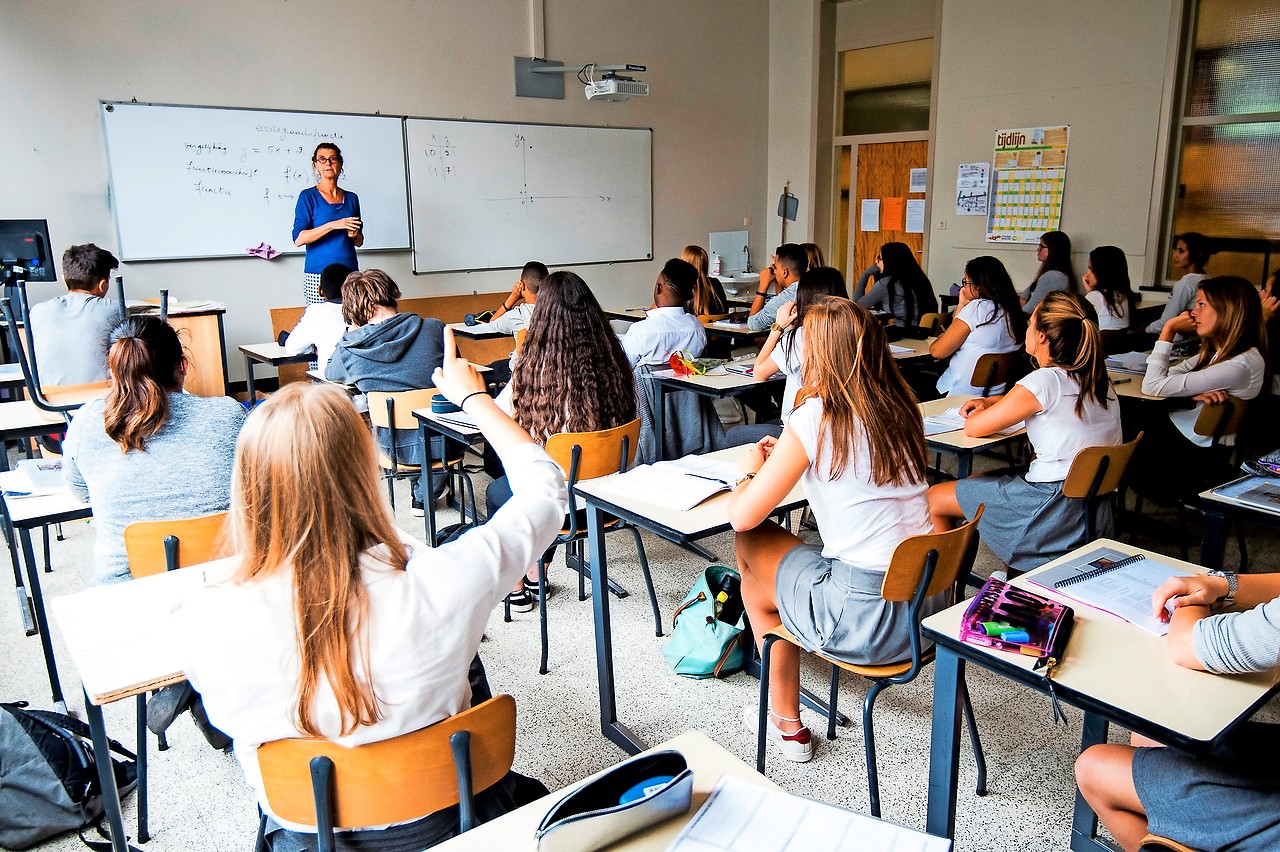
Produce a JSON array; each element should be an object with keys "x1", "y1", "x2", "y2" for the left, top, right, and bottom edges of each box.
[{"x1": 661, "y1": 565, "x2": 747, "y2": 678}]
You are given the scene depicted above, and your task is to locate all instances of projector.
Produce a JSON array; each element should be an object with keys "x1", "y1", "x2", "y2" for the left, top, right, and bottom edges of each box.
[{"x1": 585, "y1": 77, "x2": 649, "y2": 102}]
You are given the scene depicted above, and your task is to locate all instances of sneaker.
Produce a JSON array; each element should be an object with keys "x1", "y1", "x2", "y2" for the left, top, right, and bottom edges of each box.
[
  {"x1": 410, "y1": 498, "x2": 425, "y2": 518},
  {"x1": 742, "y1": 704, "x2": 813, "y2": 763},
  {"x1": 990, "y1": 570, "x2": 1008, "y2": 583},
  {"x1": 523, "y1": 575, "x2": 548, "y2": 597},
  {"x1": 506, "y1": 589, "x2": 536, "y2": 613},
  {"x1": 146, "y1": 683, "x2": 196, "y2": 735}
]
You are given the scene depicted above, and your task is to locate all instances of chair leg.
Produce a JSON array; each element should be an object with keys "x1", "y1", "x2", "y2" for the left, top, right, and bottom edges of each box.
[
  {"x1": 960, "y1": 678, "x2": 987, "y2": 796},
  {"x1": 135, "y1": 693, "x2": 149, "y2": 842},
  {"x1": 757, "y1": 634, "x2": 776, "y2": 774},
  {"x1": 578, "y1": 539, "x2": 588, "y2": 602},
  {"x1": 863, "y1": 681, "x2": 888, "y2": 819},
  {"x1": 385, "y1": 470, "x2": 395, "y2": 511},
  {"x1": 254, "y1": 808, "x2": 268, "y2": 852},
  {"x1": 503, "y1": 587, "x2": 512, "y2": 623},
  {"x1": 826, "y1": 664, "x2": 839, "y2": 741},
  {"x1": 538, "y1": 557, "x2": 550, "y2": 675},
  {"x1": 625, "y1": 525, "x2": 662, "y2": 637}
]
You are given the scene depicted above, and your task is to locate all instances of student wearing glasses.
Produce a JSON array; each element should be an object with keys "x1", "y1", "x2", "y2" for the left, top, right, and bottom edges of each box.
[
  {"x1": 292, "y1": 143, "x2": 363, "y2": 305},
  {"x1": 930, "y1": 256, "x2": 1026, "y2": 397}
]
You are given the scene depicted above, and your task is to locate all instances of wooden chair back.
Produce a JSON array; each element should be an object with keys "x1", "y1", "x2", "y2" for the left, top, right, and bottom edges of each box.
[
  {"x1": 880, "y1": 506, "x2": 984, "y2": 603},
  {"x1": 918, "y1": 311, "x2": 952, "y2": 336},
  {"x1": 258, "y1": 694, "x2": 517, "y2": 830},
  {"x1": 514, "y1": 328, "x2": 527, "y2": 353},
  {"x1": 544, "y1": 419, "x2": 642, "y2": 482},
  {"x1": 969, "y1": 352, "x2": 1016, "y2": 397},
  {"x1": 1139, "y1": 834, "x2": 1201, "y2": 852},
  {"x1": 367, "y1": 389, "x2": 438, "y2": 432},
  {"x1": 123, "y1": 512, "x2": 228, "y2": 578},
  {"x1": 1193, "y1": 395, "x2": 1248, "y2": 444},
  {"x1": 269, "y1": 306, "x2": 311, "y2": 386},
  {"x1": 1062, "y1": 433, "x2": 1143, "y2": 500}
]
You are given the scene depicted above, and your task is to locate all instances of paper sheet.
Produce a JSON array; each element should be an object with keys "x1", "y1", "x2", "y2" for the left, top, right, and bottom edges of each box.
[
  {"x1": 955, "y1": 162, "x2": 990, "y2": 216},
  {"x1": 906, "y1": 199, "x2": 926, "y2": 233},
  {"x1": 859, "y1": 198, "x2": 880, "y2": 232},
  {"x1": 909, "y1": 167, "x2": 928, "y2": 194},
  {"x1": 881, "y1": 197, "x2": 905, "y2": 231}
]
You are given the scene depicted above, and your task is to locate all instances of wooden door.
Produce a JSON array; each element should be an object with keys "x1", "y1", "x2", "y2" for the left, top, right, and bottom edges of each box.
[{"x1": 852, "y1": 140, "x2": 929, "y2": 279}]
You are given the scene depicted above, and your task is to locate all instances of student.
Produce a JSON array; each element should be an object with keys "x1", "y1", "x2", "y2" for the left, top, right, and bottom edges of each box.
[
  {"x1": 927, "y1": 292, "x2": 1122, "y2": 574},
  {"x1": 930, "y1": 256, "x2": 1026, "y2": 396},
  {"x1": 621, "y1": 258, "x2": 706, "y2": 366},
  {"x1": 29, "y1": 243, "x2": 124, "y2": 387},
  {"x1": 326, "y1": 268, "x2": 446, "y2": 514},
  {"x1": 280, "y1": 261, "x2": 350, "y2": 369},
  {"x1": 62, "y1": 317, "x2": 246, "y2": 585},
  {"x1": 467, "y1": 260, "x2": 548, "y2": 336},
  {"x1": 1146, "y1": 231, "x2": 1211, "y2": 336},
  {"x1": 1082, "y1": 245, "x2": 1134, "y2": 332},
  {"x1": 485, "y1": 271, "x2": 636, "y2": 612},
  {"x1": 746, "y1": 243, "x2": 809, "y2": 332},
  {"x1": 857, "y1": 241, "x2": 939, "y2": 327},
  {"x1": 1021, "y1": 230, "x2": 1077, "y2": 314},
  {"x1": 728, "y1": 297, "x2": 936, "y2": 762},
  {"x1": 727, "y1": 266, "x2": 847, "y2": 445},
  {"x1": 800, "y1": 242, "x2": 825, "y2": 270},
  {"x1": 175, "y1": 355, "x2": 567, "y2": 849},
  {"x1": 1075, "y1": 568, "x2": 1280, "y2": 852},
  {"x1": 1127, "y1": 276, "x2": 1268, "y2": 497},
  {"x1": 682, "y1": 245, "x2": 728, "y2": 317}
]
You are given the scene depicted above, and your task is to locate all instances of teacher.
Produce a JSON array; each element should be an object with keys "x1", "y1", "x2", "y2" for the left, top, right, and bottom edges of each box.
[{"x1": 292, "y1": 142, "x2": 363, "y2": 304}]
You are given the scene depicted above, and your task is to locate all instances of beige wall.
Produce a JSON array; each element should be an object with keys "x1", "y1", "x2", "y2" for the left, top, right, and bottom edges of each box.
[
  {"x1": 1, "y1": 1, "x2": 769, "y2": 381},
  {"x1": 766, "y1": 0, "x2": 824, "y2": 250},
  {"x1": 927, "y1": 0, "x2": 1180, "y2": 291}
]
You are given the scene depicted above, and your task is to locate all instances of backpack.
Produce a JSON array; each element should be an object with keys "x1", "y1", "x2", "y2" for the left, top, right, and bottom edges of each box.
[{"x1": 0, "y1": 701, "x2": 137, "y2": 850}]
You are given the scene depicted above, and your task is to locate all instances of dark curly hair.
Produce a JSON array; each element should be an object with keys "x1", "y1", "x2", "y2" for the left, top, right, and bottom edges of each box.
[{"x1": 510, "y1": 271, "x2": 636, "y2": 442}]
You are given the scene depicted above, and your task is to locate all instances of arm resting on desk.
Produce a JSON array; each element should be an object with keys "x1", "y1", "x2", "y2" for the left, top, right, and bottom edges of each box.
[
  {"x1": 1156, "y1": 574, "x2": 1280, "y2": 673},
  {"x1": 960, "y1": 386, "x2": 1042, "y2": 437},
  {"x1": 726, "y1": 429, "x2": 808, "y2": 531}
]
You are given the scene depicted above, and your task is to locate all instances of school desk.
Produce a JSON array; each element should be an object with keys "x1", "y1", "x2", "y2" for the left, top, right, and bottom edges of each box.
[
  {"x1": 573, "y1": 445, "x2": 807, "y2": 754},
  {"x1": 1199, "y1": 475, "x2": 1280, "y2": 571},
  {"x1": 132, "y1": 300, "x2": 229, "y2": 397},
  {"x1": 239, "y1": 342, "x2": 315, "y2": 406},
  {"x1": 921, "y1": 538, "x2": 1280, "y2": 850},
  {"x1": 0, "y1": 398, "x2": 68, "y2": 471},
  {"x1": 646, "y1": 359, "x2": 780, "y2": 462},
  {"x1": 413, "y1": 406, "x2": 482, "y2": 547},
  {"x1": 918, "y1": 394, "x2": 1027, "y2": 479},
  {"x1": 1107, "y1": 370, "x2": 1165, "y2": 400},
  {"x1": 446, "y1": 321, "x2": 510, "y2": 341}
]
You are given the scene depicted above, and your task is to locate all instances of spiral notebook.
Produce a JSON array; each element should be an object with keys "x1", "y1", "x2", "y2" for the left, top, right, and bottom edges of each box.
[{"x1": 1027, "y1": 546, "x2": 1187, "y2": 636}]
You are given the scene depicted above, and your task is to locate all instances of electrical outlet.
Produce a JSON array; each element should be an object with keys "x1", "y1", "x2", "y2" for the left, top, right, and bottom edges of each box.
[
  {"x1": 938, "y1": 220, "x2": 947, "y2": 230},
  {"x1": 743, "y1": 217, "x2": 751, "y2": 227}
]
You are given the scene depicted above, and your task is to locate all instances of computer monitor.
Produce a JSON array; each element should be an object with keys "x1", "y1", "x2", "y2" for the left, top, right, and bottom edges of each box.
[{"x1": 0, "y1": 219, "x2": 56, "y2": 283}]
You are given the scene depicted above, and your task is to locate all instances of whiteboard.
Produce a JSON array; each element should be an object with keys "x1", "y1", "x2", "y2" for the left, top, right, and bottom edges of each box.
[
  {"x1": 100, "y1": 102, "x2": 410, "y2": 261},
  {"x1": 405, "y1": 119, "x2": 652, "y2": 273}
]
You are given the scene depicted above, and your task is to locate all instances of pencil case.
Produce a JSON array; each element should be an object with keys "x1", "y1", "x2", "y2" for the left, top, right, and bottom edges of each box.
[
  {"x1": 960, "y1": 577, "x2": 1074, "y2": 667},
  {"x1": 534, "y1": 750, "x2": 692, "y2": 851},
  {"x1": 430, "y1": 394, "x2": 461, "y2": 414}
]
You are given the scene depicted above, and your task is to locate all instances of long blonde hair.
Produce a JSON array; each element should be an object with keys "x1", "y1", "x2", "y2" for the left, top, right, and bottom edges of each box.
[
  {"x1": 681, "y1": 245, "x2": 722, "y2": 315},
  {"x1": 231, "y1": 383, "x2": 408, "y2": 737},
  {"x1": 797, "y1": 297, "x2": 926, "y2": 484}
]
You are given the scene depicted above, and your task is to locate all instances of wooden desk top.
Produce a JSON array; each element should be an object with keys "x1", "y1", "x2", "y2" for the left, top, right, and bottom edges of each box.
[
  {"x1": 435, "y1": 731, "x2": 778, "y2": 851},
  {"x1": 923, "y1": 539, "x2": 1279, "y2": 744},
  {"x1": 412, "y1": 407, "x2": 483, "y2": 441},
  {"x1": 239, "y1": 342, "x2": 314, "y2": 365},
  {"x1": 446, "y1": 322, "x2": 509, "y2": 341},
  {"x1": 0, "y1": 399, "x2": 67, "y2": 431},
  {"x1": 649, "y1": 360, "x2": 766, "y2": 395},
  {"x1": 604, "y1": 307, "x2": 647, "y2": 324},
  {"x1": 891, "y1": 336, "x2": 936, "y2": 360},
  {"x1": 1200, "y1": 475, "x2": 1280, "y2": 519},
  {"x1": 919, "y1": 393, "x2": 1027, "y2": 450},
  {"x1": 574, "y1": 446, "x2": 806, "y2": 539},
  {"x1": 1108, "y1": 369, "x2": 1163, "y2": 400}
]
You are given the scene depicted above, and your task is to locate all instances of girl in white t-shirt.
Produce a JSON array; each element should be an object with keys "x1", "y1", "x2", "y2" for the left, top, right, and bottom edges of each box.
[
  {"x1": 931, "y1": 256, "x2": 1026, "y2": 396},
  {"x1": 928, "y1": 291, "x2": 1122, "y2": 574},
  {"x1": 1082, "y1": 245, "x2": 1134, "y2": 333},
  {"x1": 728, "y1": 297, "x2": 935, "y2": 763}
]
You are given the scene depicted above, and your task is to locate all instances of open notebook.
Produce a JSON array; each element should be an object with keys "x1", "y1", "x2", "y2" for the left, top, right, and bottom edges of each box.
[
  {"x1": 606, "y1": 454, "x2": 742, "y2": 511},
  {"x1": 1027, "y1": 546, "x2": 1187, "y2": 635}
]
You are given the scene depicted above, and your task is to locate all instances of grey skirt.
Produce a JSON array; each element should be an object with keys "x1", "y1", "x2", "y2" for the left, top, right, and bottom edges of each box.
[
  {"x1": 954, "y1": 475, "x2": 1110, "y2": 574},
  {"x1": 1132, "y1": 722, "x2": 1280, "y2": 851},
  {"x1": 775, "y1": 544, "x2": 946, "y2": 667}
]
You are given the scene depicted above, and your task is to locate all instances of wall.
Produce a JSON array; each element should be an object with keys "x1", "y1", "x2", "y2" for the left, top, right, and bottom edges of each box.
[
  {"x1": 766, "y1": 0, "x2": 824, "y2": 250},
  {"x1": 927, "y1": 0, "x2": 1179, "y2": 290},
  {"x1": 0, "y1": 0, "x2": 769, "y2": 381}
]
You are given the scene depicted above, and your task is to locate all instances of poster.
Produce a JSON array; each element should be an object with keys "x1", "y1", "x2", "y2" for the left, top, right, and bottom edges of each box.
[
  {"x1": 909, "y1": 168, "x2": 928, "y2": 194},
  {"x1": 955, "y1": 162, "x2": 989, "y2": 216},
  {"x1": 906, "y1": 199, "x2": 926, "y2": 233},
  {"x1": 882, "y1": 197, "x2": 905, "y2": 231},
  {"x1": 860, "y1": 198, "x2": 880, "y2": 231},
  {"x1": 986, "y1": 125, "x2": 1070, "y2": 243}
]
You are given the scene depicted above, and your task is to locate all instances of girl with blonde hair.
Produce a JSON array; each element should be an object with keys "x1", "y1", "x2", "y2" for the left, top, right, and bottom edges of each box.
[
  {"x1": 176, "y1": 332, "x2": 566, "y2": 848},
  {"x1": 728, "y1": 297, "x2": 935, "y2": 763},
  {"x1": 681, "y1": 244, "x2": 728, "y2": 316}
]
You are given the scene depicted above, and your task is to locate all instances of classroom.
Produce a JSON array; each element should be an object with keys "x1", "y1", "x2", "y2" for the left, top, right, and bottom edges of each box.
[{"x1": 2, "y1": 1, "x2": 1278, "y2": 851}]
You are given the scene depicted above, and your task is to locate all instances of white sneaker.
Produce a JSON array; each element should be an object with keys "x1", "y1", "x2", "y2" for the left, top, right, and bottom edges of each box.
[
  {"x1": 990, "y1": 570, "x2": 1008, "y2": 583},
  {"x1": 743, "y1": 704, "x2": 813, "y2": 763}
]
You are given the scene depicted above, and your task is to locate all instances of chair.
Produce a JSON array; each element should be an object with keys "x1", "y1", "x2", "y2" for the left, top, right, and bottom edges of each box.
[
  {"x1": 1139, "y1": 835, "x2": 1201, "y2": 852},
  {"x1": 124, "y1": 512, "x2": 228, "y2": 578},
  {"x1": 755, "y1": 507, "x2": 988, "y2": 818},
  {"x1": 366, "y1": 388, "x2": 477, "y2": 521},
  {"x1": 970, "y1": 351, "x2": 1017, "y2": 398},
  {"x1": 255, "y1": 694, "x2": 517, "y2": 852},
  {"x1": 1062, "y1": 433, "x2": 1143, "y2": 542},
  {"x1": 269, "y1": 306, "x2": 311, "y2": 387},
  {"x1": 918, "y1": 311, "x2": 952, "y2": 336},
  {"x1": 519, "y1": 419, "x2": 661, "y2": 675}
]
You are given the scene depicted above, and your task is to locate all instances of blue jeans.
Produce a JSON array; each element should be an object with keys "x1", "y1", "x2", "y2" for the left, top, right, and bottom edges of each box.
[{"x1": 376, "y1": 427, "x2": 449, "y2": 503}]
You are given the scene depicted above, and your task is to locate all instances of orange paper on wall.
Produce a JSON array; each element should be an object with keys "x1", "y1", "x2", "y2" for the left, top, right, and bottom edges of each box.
[{"x1": 881, "y1": 197, "x2": 905, "y2": 231}]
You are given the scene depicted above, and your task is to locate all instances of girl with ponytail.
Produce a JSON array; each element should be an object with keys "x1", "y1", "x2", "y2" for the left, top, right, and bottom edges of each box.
[
  {"x1": 927, "y1": 291, "x2": 1121, "y2": 574},
  {"x1": 62, "y1": 316, "x2": 246, "y2": 584}
]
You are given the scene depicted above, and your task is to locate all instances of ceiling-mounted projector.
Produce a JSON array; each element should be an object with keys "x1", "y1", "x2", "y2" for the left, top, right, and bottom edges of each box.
[{"x1": 585, "y1": 75, "x2": 649, "y2": 102}]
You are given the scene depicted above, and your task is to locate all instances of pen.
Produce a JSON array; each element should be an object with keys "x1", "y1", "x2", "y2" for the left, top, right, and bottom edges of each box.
[
  {"x1": 1113, "y1": 377, "x2": 1132, "y2": 385},
  {"x1": 684, "y1": 473, "x2": 730, "y2": 486}
]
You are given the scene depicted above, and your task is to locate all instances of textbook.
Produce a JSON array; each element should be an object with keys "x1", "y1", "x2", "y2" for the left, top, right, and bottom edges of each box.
[
  {"x1": 1027, "y1": 546, "x2": 1186, "y2": 636},
  {"x1": 610, "y1": 454, "x2": 742, "y2": 511},
  {"x1": 921, "y1": 406, "x2": 1024, "y2": 437},
  {"x1": 6, "y1": 459, "x2": 65, "y2": 497},
  {"x1": 1210, "y1": 476, "x2": 1280, "y2": 515}
]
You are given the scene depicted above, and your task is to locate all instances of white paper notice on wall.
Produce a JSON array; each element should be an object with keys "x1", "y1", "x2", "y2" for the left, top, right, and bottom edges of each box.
[
  {"x1": 955, "y1": 162, "x2": 990, "y2": 216},
  {"x1": 860, "y1": 198, "x2": 881, "y2": 231},
  {"x1": 909, "y1": 168, "x2": 928, "y2": 194},
  {"x1": 906, "y1": 199, "x2": 926, "y2": 233}
]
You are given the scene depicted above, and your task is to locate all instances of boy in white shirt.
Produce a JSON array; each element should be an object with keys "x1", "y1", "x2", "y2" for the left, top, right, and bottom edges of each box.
[
  {"x1": 622, "y1": 258, "x2": 706, "y2": 367},
  {"x1": 280, "y1": 262, "x2": 349, "y2": 369},
  {"x1": 467, "y1": 260, "x2": 547, "y2": 337}
]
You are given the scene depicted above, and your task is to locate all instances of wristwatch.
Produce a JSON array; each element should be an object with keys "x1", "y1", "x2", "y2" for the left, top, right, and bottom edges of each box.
[
  {"x1": 1207, "y1": 569, "x2": 1238, "y2": 610},
  {"x1": 768, "y1": 322, "x2": 782, "y2": 333}
]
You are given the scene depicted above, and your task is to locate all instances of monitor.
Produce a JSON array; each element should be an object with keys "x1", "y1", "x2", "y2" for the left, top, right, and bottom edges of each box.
[{"x1": 0, "y1": 219, "x2": 56, "y2": 283}]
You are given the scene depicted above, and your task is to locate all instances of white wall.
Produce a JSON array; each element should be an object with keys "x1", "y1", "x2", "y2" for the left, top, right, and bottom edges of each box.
[
  {"x1": 0, "y1": 0, "x2": 769, "y2": 381},
  {"x1": 766, "y1": 0, "x2": 824, "y2": 250}
]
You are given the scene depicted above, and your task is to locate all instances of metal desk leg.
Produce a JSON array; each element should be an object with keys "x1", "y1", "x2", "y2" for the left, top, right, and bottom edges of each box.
[
  {"x1": 1070, "y1": 713, "x2": 1112, "y2": 852},
  {"x1": 925, "y1": 646, "x2": 964, "y2": 839},
  {"x1": 243, "y1": 355, "x2": 257, "y2": 408},
  {"x1": 956, "y1": 451, "x2": 972, "y2": 480},
  {"x1": 20, "y1": 526, "x2": 64, "y2": 710},
  {"x1": 421, "y1": 421, "x2": 438, "y2": 547},
  {"x1": 135, "y1": 694, "x2": 150, "y2": 842},
  {"x1": 4, "y1": 511, "x2": 34, "y2": 635},
  {"x1": 85, "y1": 692, "x2": 131, "y2": 852},
  {"x1": 653, "y1": 382, "x2": 667, "y2": 462},
  {"x1": 1201, "y1": 510, "x2": 1229, "y2": 571},
  {"x1": 586, "y1": 503, "x2": 645, "y2": 755}
]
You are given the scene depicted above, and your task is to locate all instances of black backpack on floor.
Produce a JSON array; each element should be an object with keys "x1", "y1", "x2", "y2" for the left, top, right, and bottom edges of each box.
[{"x1": 0, "y1": 701, "x2": 137, "y2": 850}]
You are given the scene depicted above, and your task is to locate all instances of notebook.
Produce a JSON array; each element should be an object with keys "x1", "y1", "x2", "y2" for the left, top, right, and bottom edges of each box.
[
  {"x1": 608, "y1": 455, "x2": 743, "y2": 511},
  {"x1": 1105, "y1": 351, "x2": 1149, "y2": 375},
  {"x1": 1027, "y1": 546, "x2": 1187, "y2": 635}
]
